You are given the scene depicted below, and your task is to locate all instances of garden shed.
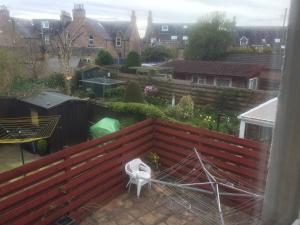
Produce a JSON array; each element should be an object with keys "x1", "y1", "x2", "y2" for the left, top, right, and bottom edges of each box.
[
  {"x1": 238, "y1": 97, "x2": 277, "y2": 144},
  {"x1": 17, "y1": 91, "x2": 88, "y2": 152}
]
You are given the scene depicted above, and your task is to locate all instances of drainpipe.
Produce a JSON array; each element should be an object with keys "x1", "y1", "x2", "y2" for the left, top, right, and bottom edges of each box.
[{"x1": 262, "y1": 0, "x2": 300, "y2": 224}]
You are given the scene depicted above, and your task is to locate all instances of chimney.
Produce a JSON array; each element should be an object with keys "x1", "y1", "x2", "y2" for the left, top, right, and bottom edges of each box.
[
  {"x1": 147, "y1": 11, "x2": 153, "y2": 27},
  {"x1": 131, "y1": 10, "x2": 136, "y2": 24},
  {"x1": 0, "y1": 5, "x2": 10, "y2": 23},
  {"x1": 60, "y1": 10, "x2": 72, "y2": 26},
  {"x1": 72, "y1": 4, "x2": 85, "y2": 21}
]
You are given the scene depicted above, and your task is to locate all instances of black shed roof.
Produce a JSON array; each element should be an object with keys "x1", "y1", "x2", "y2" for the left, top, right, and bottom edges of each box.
[{"x1": 21, "y1": 91, "x2": 84, "y2": 109}]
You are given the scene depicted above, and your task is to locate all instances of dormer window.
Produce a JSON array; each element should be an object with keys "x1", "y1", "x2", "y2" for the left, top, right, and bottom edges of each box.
[
  {"x1": 274, "y1": 38, "x2": 281, "y2": 43},
  {"x1": 88, "y1": 34, "x2": 94, "y2": 47},
  {"x1": 182, "y1": 36, "x2": 188, "y2": 40},
  {"x1": 116, "y1": 37, "x2": 122, "y2": 47},
  {"x1": 171, "y1": 36, "x2": 177, "y2": 40},
  {"x1": 41, "y1": 21, "x2": 49, "y2": 29},
  {"x1": 161, "y1": 25, "x2": 168, "y2": 32},
  {"x1": 240, "y1": 36, "x2": 249, "y2": 47}
]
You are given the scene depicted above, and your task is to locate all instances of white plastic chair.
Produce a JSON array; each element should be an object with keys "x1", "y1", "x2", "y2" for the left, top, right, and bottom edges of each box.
[{"x1": 125, "y1": 158, "x2": 151, "y2": 198}]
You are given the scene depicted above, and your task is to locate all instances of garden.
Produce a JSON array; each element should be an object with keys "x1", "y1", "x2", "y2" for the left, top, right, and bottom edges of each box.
[{"x1": 101, "y1": 81, "x2": 240, "y2": 136}]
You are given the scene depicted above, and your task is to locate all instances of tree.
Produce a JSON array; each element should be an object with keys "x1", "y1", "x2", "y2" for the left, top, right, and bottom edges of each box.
[
  {"x1": 51, "y1": 25, "x2": 84, "y2": 95},
  {"x1": 185, "y1": 12, "x2": 235, "y2": 60},
  {"x1": 0, "y1": 49, "x2": 23, "y2": 95},
  {"x1": 124, "y1": 81, "x2": 144, "y2": 103},
  {"x1": 95, "y1": 50, "x2": 114, "y2": 66},
  {"x1": 142, "y1": 46, "x2": 173, "y2": 62},
  {"x1": 124, "y1": 51, "x2": 141, "y2": 68}
]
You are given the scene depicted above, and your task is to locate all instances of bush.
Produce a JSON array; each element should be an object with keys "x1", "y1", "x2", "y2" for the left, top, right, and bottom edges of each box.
[
  {"x1": 106, "y1": 102, "x2": 167, "y2": 119},
  {"x1": 176, "y1": 95, "x2": 194, "y2": 119},
  {"x1": 95, "y1": 50, "x2": 114, "y2": 66},
  {"x1": 9, "y1": 76, "x2": 44, "y2": 97},
  {"x1": 104, "y1": 86, "x2": 125, "y2": 98},
  {"x1": 124, "y1": 81, "x2": 144, "y2": 103},
  {"x1": 42, "y1": 73, "x2": 65, "y2": 89},
  {"x1": 125, "y1": 51, "x2": 141, "y2": 68},
  {"x1": 142, "y1": 46, "x2": 173, "y2": 62}
]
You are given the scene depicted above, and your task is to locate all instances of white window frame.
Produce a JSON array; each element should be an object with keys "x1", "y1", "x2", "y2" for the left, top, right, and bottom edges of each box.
[
  {"x1": 214, "y1": 78, "x2": 232, "y2": 87},
  {"x1": 182, "y1": 36, "x2": 188, "y2": 41},
  {"x1": 44, "y1": 35, "x2": 50, "y2": 45},
  {"x1": 240, "y1": 36, "x2": 249, "y2": 47},
  {"x1": 248, "y1": 77, "x2": 258, "y2": 90},
  {"x1": 192, "y1": 75, "x2": 207, "y2": 85},
  {"x1": 171, "y1": 35, "x2": 177, "y2": 41},
  {"x1": 41, "y1": 21, "x2": 49, "y2": 29},
  {"x1": 274, "y1": 38, "x2": 281, "y2": 43},
  {"x1": 116, "y1": 37, "x2": 122, "y2": 47},
  {"x1": 161, "y1": 25, "x2": 168, "y2": 32}
]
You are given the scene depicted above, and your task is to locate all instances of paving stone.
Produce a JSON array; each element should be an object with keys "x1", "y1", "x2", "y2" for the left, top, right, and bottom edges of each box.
[
  {"x1": 165, "y1": 215, "x2": 187, "y2": 225},
  {"x1": 138, "y1": 211, "x2": 165, "y2": 225}
]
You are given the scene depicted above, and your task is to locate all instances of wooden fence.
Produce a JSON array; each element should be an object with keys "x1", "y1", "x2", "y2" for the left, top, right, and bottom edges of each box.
[
  {"x1": 0, "y1": 119, "x2": 269, "y2": 224},
  {"x1": 118, "y1": 73, "x2": 277, "y2": 112}
]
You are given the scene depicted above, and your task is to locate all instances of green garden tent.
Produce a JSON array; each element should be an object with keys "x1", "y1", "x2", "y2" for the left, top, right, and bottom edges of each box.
[{"x1": 90, "y1": 117, "x2": 120, "y2": 138}]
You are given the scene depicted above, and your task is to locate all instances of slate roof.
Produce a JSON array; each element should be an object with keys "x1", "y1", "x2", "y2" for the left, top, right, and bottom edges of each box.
[
  {"x1": 85, "y1": 19, "x2": 111, "y2": 40},
  {"x1": 21, "y1": 91, "x2": 83, "y2": 109},
  {"x1": 234, "y1": 26, "x2": 285, "y2": 46},
  {"x1": 222, "y1": 54, "x2": 283, "y2": 70},
  {"x1": 100, "y1": 21, "x2": 132, "y2": 40},
  {"x1": 161, "y1": 60, "x2": 264, "y2": 78},
  {"x1": 12, "y1": 18, "x2": 35, "y2": 39},
  {"x1": 238, "y1": 97, "x2": 277, "y2": 127},
  {"x1": 146, "y1": 23, "x2": 192, "y2": 41}
]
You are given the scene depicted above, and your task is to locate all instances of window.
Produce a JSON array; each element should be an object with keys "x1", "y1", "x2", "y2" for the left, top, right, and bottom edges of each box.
[
  {"x1": 171, "y1": 35, "x2": 177, "y2": 40},
  {"x1": 192, "y1": 75, "x2": 206, "y2": 85},
  {"x1": 214, "y1": 78, "x2": 232, "y2": 87},
  {"x1": 41, "y1": 21, "x2": 49, "y2": 29},
  {"x1": 240, "y1": 36, "x2": 249, "y2": 47},
  {"x1": 274, "y1": 38, "x2": 281, "y2": 43},
  {"x1": 88, "y1": 34, "x2": 94, "y2": 47},
  {"x1": 183, "y1": 25, "x2": 188, "y2": 29},
  {"x1": 44, "y1": 35, "x2": 50, "y2": 45},
  {"x1": 248, "y1": 78, "x2": 258, "y2": 90},
  {"x1": 161, "y1": 25, "x2": 168, "y2": 32},
  {"x1": 182, "y1": 36, "x2": 188, "y2": 40},
  {"x1": 116, "y1": 37, "x2": 122, "y2": 47}
]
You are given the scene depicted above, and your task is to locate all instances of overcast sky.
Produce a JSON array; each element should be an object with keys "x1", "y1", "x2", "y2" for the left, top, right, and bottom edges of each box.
[{"x1": 1, "y1": 0, "x2": 291, "y2": 37}]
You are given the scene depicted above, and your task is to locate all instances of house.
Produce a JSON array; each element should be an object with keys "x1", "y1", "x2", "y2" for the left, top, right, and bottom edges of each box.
[
  {"x1": 66, "y1": 4, "x2": 141, "y2": 62},
  {"x1": 234, "y1": 26, "x2": 286, "y2": 49},
  {"x1": 0, "y1": 4, "x2": 141, "y2": 64},
  {"x1": 143, "y1": 12, "x2": 285, "y2": 55},
  {"x1": 143, "y1": 11, "x2": 191, "y2": 55},
  {"x1": 161, "y1": 60, "x2": 265, "y2": 89},
  {"x1": 238, "y1": 97, "x2": 277, "y2": 144},
  {"x1": 222, "y1": 53, "x2": 283, "y2": 90}
]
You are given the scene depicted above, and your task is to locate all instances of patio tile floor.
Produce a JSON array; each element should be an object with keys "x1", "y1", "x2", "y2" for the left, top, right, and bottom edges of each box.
[{"x1": 80, "y1": 185, "x2": 218, "y2": 225}]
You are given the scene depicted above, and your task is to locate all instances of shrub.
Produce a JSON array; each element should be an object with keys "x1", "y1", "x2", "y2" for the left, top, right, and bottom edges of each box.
[
  {"x1": 124, "y1": 81, "x2": 144, "y2": 103},
  {"x1": 144, "y1": 85, "x2": 158, "y2": 95},
  {"x1": 176, "y1": 95, "x2": 194, "y2": 119},
  {"x1": 106, "y1": 102, "x2": 167, "y2": 119},
  {"x1": 95, "y1": 50, "x2": 114, "y2": 66},
  {"x1": 146, "y1": 152, "x2": 160, "y2": 169},
  {"x1": 142, "y1": 46, "x2": 173, "y2": 62},
  {"x1": 42, "y1": 73, "x2": 65, "y2": 89},
  {"x1": 125, "y1": 51, "x2": 141, "y2": 68}
]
